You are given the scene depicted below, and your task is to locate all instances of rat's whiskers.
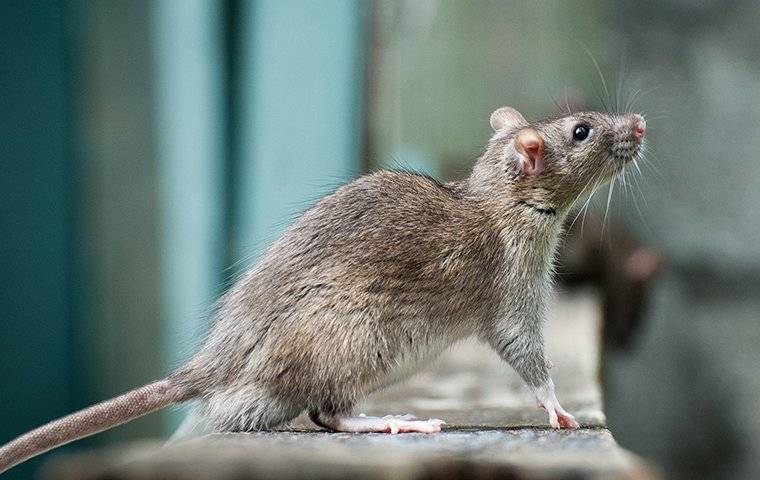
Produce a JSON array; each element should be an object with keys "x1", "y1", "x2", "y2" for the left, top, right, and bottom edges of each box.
[
  {"x1": 601, "y1": 175, "x2": 616, "y2": 240},
  {"x1": 568, "y1": 178, "x2": 603, "y2": 235}
]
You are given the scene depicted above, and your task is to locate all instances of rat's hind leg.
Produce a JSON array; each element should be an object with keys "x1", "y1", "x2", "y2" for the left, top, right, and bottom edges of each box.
[
  {"x1": 310, "y1": 410, "x2": 445, "y2": 434},
  {"x1": 205, "y1": 385, "x2": 305, "y2": 432}
]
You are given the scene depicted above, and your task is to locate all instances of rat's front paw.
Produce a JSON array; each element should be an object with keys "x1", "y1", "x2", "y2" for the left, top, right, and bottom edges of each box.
[
  {"x1": 534, "y1": 380, "x2": 580, "y2": 429},
  {"x1": 544, "y1": 404, "x2": 579, "y2": 429},
  {"x1": 553, "y1": 409, "x2": 579, "y2": 429}
]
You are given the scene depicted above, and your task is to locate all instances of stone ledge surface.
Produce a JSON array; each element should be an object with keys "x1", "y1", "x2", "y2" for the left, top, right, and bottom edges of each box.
[
  {"x1": 44, "y1": 428, "x2": 656, "y2": 480},
  {"x1": 41, "y1": 290, "x2": 658, "y2": 480}
]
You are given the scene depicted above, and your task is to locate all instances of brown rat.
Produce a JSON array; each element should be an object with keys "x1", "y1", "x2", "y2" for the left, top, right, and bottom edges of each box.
[{"x1": 0, "y1": 105, "x2": 647, "y2": 473}]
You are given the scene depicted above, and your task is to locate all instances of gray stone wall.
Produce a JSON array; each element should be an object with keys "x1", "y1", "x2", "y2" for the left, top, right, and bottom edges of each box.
[{"x1": 604, "y1": 2, "x2": 760, "y2": 478}]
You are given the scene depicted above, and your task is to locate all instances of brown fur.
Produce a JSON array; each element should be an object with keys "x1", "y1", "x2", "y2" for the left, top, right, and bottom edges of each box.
[
  {"x1": 0, "y1": 107, "x2": 645, "y2": 472},
  {"x1": 172, "y1": 109, "x2": 644, "y2": 432}
]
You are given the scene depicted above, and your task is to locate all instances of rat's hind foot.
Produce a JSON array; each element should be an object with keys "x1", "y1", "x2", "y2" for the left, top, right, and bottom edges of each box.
[{"x1": 311, "y1": 411, "x2": 444, "y2": 434}]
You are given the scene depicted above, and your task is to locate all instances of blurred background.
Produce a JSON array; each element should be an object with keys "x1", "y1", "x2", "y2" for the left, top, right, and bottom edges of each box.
[{"x1": 2, "y1": 0, "x2": 759, "y2": 479}]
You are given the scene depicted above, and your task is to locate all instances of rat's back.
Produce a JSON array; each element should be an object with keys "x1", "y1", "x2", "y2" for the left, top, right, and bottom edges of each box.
[{"x1": 176, "y1": 170, "x2": 502, "y2": 432}]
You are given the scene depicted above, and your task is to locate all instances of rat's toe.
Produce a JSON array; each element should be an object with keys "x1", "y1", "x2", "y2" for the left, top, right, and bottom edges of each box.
[{"x1": 558, "y1": 413, "x2": 579, "y2": 429}]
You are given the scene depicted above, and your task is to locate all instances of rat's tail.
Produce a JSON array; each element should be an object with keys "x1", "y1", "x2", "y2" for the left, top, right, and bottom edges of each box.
[{"x1": 0, "y1": 378, "x2": 192, "y2": 474}]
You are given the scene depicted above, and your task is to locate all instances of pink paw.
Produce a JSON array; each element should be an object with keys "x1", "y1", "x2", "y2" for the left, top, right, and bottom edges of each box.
[
  {"x1": 345, "y1": 414, "x2": 445, "y2": 434},
  {"x1": 535, "y1": 382, "x2": 580, "y2": 429},
  {"x1": 554, "y1": 411, "x2": 580, "y2": 429},
  {"x1": 541, "y1": 405, "x2": 579, "y2": 429},
  {"x1": 379, "y1": 415, "x2": 445, "y2": 434}
]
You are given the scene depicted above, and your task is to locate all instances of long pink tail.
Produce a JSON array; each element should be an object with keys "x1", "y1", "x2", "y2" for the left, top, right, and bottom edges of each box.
[{"x1": 0, "y1": 378, "x2": 187, "y2": 474}]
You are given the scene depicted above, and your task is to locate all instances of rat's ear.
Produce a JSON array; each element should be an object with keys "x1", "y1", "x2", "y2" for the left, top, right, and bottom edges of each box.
[
  {"x1": 490, "y1": 106, "x2": 528, "y2": 131},
  {"x1": 514, "y1": 129, "x2": 545, "y2": 175}
]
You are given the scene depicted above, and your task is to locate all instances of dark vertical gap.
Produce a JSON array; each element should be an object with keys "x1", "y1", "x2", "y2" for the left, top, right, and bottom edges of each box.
[
  {"x1": 64, "y1": 0, "x2": 83, "y2": 410},
  {"x1": 62, "y1": 0, "x2": 162, "y2": 443},
  {"x1": 63, "y1": 0, "x2": 95, "y2": 453},
  {"x1": 222, "y1": 0, "x2": 241, "y2": 288},
  {"x1": 61, "y1": 0, "x2": 81, "y2": 414},
  {"x1": 359, "y1": 1, "x2": 378, "y2": 175}
]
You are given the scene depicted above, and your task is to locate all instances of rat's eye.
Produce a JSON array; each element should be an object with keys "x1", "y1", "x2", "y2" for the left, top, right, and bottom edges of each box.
[{"x1": 573, "y1": 124, "x2": 591, "y2": 142}]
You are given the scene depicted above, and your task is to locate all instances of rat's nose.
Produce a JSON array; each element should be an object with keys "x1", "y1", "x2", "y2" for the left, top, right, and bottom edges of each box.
[{"x1": 631, "y1": 114, "x2": 646, "y2": 139}]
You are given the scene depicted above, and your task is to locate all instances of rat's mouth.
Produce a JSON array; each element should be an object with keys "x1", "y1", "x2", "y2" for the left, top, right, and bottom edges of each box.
[{"x1": 610, "y1": 141, "x2": 642, "y2": 163}]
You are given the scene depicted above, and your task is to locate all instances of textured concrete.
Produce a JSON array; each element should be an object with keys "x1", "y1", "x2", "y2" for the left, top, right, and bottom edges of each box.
[{"x1": 41, "y1": 291, "x2": 658, "y2": 480}]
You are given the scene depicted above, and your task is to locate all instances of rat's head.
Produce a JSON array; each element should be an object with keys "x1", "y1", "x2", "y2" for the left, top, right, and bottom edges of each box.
[{"x1": 470, "y1": 106, "x2": 646, "y2": 211}]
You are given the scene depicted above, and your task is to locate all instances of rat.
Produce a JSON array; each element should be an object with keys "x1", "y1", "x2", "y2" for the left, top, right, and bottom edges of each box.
[{"x1": 0, "y1": 105, "x2": 646, "y2": 474}]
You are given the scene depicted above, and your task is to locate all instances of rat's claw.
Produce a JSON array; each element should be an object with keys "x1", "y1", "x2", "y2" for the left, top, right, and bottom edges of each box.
[{"x1": 387, "y1": 418, "x2": 400, "y2": 434}]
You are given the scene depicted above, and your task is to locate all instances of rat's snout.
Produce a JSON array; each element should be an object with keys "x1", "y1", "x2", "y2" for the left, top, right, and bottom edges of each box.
[
  {"x1": 632, "y1": 114, "x2": 646, "y2": 139},
  {"x1": 610, "y1": 113, "x2": 646, "y2": 163},
  {"x1": 620, "y1": 113, "x2": 646, "y2": 141}
]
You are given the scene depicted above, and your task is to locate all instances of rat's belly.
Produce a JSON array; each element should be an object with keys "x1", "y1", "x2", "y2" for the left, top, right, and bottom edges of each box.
[{"x1": 376, "y1": 331, "x2": 465, "y2": 390}]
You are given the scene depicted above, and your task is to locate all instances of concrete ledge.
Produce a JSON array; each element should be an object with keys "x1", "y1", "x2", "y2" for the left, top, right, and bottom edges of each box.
[
  {"x1": 41, "y1": 290, "x2": 659, "y2": 480},
  {"x1": 43, "y1": 428, "x2": 656, "y2": 480}
]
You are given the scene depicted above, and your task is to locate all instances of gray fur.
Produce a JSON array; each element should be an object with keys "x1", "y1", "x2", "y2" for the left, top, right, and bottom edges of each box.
[
  {"x1": 0, "y1": 108, "x2": 645, "y2": 473},
  {"x1": 172, "y1": 108, "x2": 644, "y2": 432}
]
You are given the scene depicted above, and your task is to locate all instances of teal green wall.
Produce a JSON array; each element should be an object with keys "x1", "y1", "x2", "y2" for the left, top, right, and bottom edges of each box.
[
  {"x1": 0, "y1": 2, "x2": 367, "y2": 476},
  {"x1": 234, "y1": 0, "x2": 366, "y2": 262},
  {"x1": 0, "y1": 0, "x2": 366, "y2": 478},
  {"x1": 0, "y1": 1, "x2": 75, "y2": 479},
  {"x1": 152, "y1": 0, "x2": 226, "y2": 383}
]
